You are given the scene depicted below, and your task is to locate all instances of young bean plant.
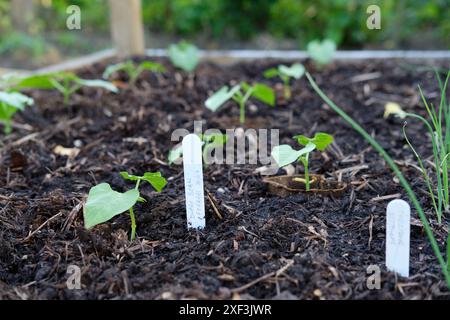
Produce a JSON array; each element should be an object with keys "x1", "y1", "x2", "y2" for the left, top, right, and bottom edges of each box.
[
  {"x1": 102, "y1": 60, "x2": 165, "y2": 85},
  {"x1": 264, "y1": 63, "x2": 305, "y2": 99},
  {"x1": 306, "y1": 39, "x2": 336, "y2": 68},
  {"x1": 168, "y1": 133, "x2": 228, "y2": 165},
  {"x1": 205, "y1": 82, "x2": 275, "y2": 125},
  {"x1": 271, "y1": 132, "x2": 333, "y2": 191},
  {"x1": 168, "y1": 41, "x2": 200, "y2": 72},
  {"x1": 15, "y1": 72, "x2": 118, "y2": 106},
  {"x1": 84, "y1": 171, "x2": 167, "y2": 241},
  {"x1": 0, "y1": 91, "x2": 34, "y2": 134}
]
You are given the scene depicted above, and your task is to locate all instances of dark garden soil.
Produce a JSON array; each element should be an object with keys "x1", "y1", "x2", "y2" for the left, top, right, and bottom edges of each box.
[{"x1": 1, "y1": 57, "x2": 450, "y2": 300}]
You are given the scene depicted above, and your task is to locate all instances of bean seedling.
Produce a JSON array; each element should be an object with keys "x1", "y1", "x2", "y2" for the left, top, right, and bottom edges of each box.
[
  {"x1": 0, "y1": 91, "x2": 34, "y2": 134},
  {"x1": 102, "y1": 60, "x2": 165, "y2": 85},
  {"x1": 168, "y1": 133, "x2": 228, "y2": 165},
  {"x1": 205, "y1": 82, "x2": 275, "y2": 125},
  {"x1": 84, "y1": 171, "x2": 167, "y2": 241},
  {"x1": 15, "y1": 72, "x2": 118, "y2": 106},
  {"x1": 264, "y1": 63, "x2": 305, "y2": 99},
  {"x1": 306, "y1": 39, "x2": 336, "y2": 68},
  {"x1": 271, "y1": 132, "x2": 333, "y2": 191},
  {"x1": 168, "y1": 41, "x2": 200, "y2": 72}
]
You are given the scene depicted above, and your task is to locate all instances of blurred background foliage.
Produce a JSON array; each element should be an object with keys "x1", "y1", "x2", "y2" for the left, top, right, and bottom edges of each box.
[{"x1": 0, "y1": 0, "x2": 448, "y2": 68}]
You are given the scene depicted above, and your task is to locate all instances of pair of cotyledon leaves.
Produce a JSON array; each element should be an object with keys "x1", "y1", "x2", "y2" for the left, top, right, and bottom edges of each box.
[
  {"x1": 205, "y1": 82, "x2": 275, "y2": 112},
  {"x1": 271, "y1": 132, "x2": 334, "y2": 168}
]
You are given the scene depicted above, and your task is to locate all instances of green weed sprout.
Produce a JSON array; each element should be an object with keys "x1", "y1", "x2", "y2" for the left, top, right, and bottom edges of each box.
[
  {"x1": 168, "y1": 133, "x2": 228, "y2": 165},
  {"x1": 15, "y1": 72, "x2": 118, "y2": 106},
  {"x1": 306, "y1": 39, "x2": 336, "y2": 68},
  {"x1": 168, "y1": 41, "x2": 200, "y2": 72},
  {"x1": 205, "y1": 82, "x2": 275, "y2": 125},
  {"x1": 271, "y1": 133, "x2": 333, "y2": 191},
  {"x1": 102, "y1": 60, "x2": 165, "y2": 85},
  {"x1": 264, "y1": 63, "x2": 305, "y2": 99},
  {"x1": 305, "y1": 71, "x2": 450, "y2": 289},
  {"x1": 0, "y1": 91, "x2": 34, "y2": 134},
  {"x1": 84, "y1": 172, "x2": 167, "y2": 241}
]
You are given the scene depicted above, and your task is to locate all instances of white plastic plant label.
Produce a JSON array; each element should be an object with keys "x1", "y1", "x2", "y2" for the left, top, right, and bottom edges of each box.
[
  {"x1": 386, "y1": 199, "x2": 410, "y2": 277},
  {"x1": 182, "y1": 134, "x2": 206, "y2": 229}
]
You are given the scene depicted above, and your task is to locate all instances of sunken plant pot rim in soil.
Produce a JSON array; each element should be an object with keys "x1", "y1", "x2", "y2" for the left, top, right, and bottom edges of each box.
[{"x1": 263, "y1": 174, "x2": 347, "y2": 197}]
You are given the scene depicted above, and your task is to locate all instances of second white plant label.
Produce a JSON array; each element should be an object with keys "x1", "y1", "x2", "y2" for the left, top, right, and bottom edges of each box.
[
  {"x1": 386, "y1": 199, "x2": 410, "y2": 277},
  {"x1": 182, "y1": 134, "x2": 206, "y2": 229}
]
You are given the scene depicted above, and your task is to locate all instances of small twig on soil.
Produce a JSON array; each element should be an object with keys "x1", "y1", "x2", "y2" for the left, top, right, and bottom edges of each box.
[
  {"x1": 206, "y1": 190, "x2": 223, "y2": 220},
  {"x1": 368, "y1": 215, "x2": 374, "y2": 250},
  {"x1": 237, "y1": 226, "x2": 259, "y2": 238},
  {"x1": 334, "y1": 164, "x2": 368, "y2": 177},
  {"x1": 350, "y1": 72, "x2": 382, "y2": 83},
  {"x1": 369, "y1": 193, "x2": 401, "y2": 202},
  {"x1": 21, "y1": 211, "x2": 64, "y2": 242},
  {"x1": 62, "y1": 201, "x2": 83, "y2": 232},
  {"x1": 231, "y1": 259, "x2": 294, "y2": 293}
]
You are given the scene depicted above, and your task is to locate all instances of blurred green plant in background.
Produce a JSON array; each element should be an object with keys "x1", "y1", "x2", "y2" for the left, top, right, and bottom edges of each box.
[{"x1": 0, "y1": 0, "x2": 448, "y2": 68}]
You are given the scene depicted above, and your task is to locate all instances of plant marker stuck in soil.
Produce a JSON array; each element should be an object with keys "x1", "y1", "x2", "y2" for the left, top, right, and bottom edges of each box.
[
  {"x1": 386, "y1": 199, "x2": 411, "y2": 277},
  {"x1": 182, "y1": 134, "x2": 206, "y2": 229}
]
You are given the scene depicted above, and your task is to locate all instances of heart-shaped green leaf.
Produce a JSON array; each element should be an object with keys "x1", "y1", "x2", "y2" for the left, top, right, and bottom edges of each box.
[
  {"x1": 307, "y1": 39, "x2": 336, "y2": 66},
  {"x1": 168, "y1": 41, "x2": 200, "y2": 72},
  {"x1": 84, "y1": 183, "x2": 139, "y2": 229},
  {"x1": 279, "y1": 63, "x2": 305, "y2": 79},
  {"x1": 250, "y1": 83, "x2": 275, "y2": 106},
  {"x1": 141, "y1": 172, "x2": 167, "y2": 192},
  {"x1": 271, "y1": 143, "x2": 316, "y2": 168}
]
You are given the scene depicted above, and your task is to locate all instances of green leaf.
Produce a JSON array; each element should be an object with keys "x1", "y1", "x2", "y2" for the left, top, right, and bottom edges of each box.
[
  {"x1": 294, "y1": 132, "x2": 334, "y2": 151},
  {"x1": 203, "y1": 133, "x2": 227, "y2": 153},
  {"x1": 263, "y1": 68, "x2": 279, "y2": 78},
  {"x1": 120, "y1": 171, "x2": 167, "y2": 192},
  {"x1": 271, "y1": 143, "x2": 316, "y2": 168},
  {"x1": 76, "y1": 79, "x2": 118, "y2": 93},
  {"x1": 168, "y1": 41, "x2": 200, "y2": 72},
  {"x1": 0, "y1": 91, "x2": 34, "y2": 109},
  {"x1": 279, "y1": 63, "x2": 305, "y2": 79},
  {"x1": 250, "y1": 83, "x2": 275, "y2": 106},
  {"x1": 120, "y1": 171, "x2": 141, "y2": 181},
  {"x1": 102, "y1": 61, "x2": 130, "y2": 79},
  {"x1": 168, "y1": 145, "x2": 183, "y2": 165},
  {"x1": 15, "y1": 74, "x2": 58, "y2": 89},
  {"x1": 139, "y1": 61, "x2": 166, "y2": 73},
  {"x1": 205, "y1": 85, "x2": 241, "y2": 112},
  {"x1": 83, "y1": 183, "x2": 139, "y2": 229},
  {"x1": 141, "y1": 172, "x2": 167, "y2": 192},
  {"x1": 307, "y1": 39, "x2": 336, "y2": 66}
]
